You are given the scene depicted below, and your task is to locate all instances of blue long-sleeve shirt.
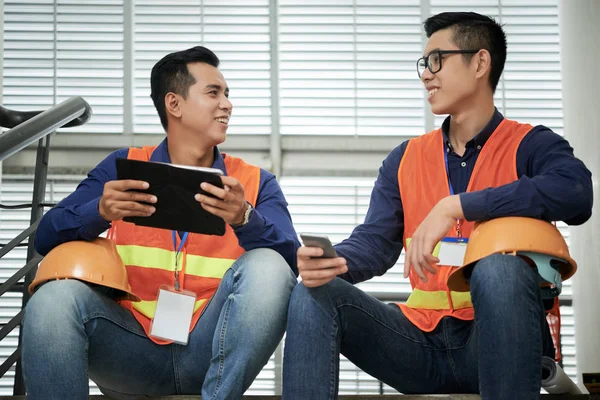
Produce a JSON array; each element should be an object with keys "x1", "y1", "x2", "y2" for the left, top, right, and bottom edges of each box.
[
  {"x1": 336, "y1": 109, "x2": 593, "y2": 284},
  {"x1": 34, "y1": 139, "x2": 301, "y2": 274}
]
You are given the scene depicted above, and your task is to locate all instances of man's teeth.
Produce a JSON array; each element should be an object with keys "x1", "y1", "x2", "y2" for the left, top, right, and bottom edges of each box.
[
  {"x1": 216, "y1": 118, "x2": 229, "y2": 123},
  {"x1": 429, "y1": 88, "x2": 438, "y2": 97}
]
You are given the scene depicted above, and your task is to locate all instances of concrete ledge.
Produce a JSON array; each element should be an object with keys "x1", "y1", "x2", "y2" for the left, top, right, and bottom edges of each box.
[{"x1": 1, "y1": 394, "x2": 597, "y2": 400}]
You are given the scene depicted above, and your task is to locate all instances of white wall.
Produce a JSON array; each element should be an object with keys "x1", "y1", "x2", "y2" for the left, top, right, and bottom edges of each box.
[{"x1": 559, "y1": 0, "x2": 600, "y2": 390}]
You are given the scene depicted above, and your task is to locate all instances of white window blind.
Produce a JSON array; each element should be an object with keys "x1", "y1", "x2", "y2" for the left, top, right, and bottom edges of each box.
[
  {"x1": 134, "y1": 0, "x2": 272, "y2": 135},
  {"x1": 2, "y1": 0, "x2": 124, "y2": 134},
  {"x1": 278, "y1": 0, "x2": 424, "y2": 136},
  {"x1": 2, "y1": 0, "x2": 562, "y2": 138},
  {"x1": 430, "y1": 0, "x2": 562, "y2": 133},
  {"x1": 3, "y1": 1, "x2": 56, "y2": 112}
]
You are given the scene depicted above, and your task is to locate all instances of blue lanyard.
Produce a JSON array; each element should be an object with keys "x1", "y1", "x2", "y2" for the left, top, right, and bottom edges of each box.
[
  {"x1": 172, "y1": 231, "x2": 189, "y2": 290},
  {"x1": 443, "y1": 146, "x2": 455, "y2": 196},
  {"x1": 443, "y1": 146, "x2": 462, "y2": 237}
]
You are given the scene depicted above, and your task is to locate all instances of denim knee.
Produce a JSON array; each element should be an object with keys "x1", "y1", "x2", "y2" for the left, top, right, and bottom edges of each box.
[
  {"x1": 234, "y1": 248, "x2": 297, "y2": 297},
  {"x1": 24, "y1": 280, "x2": 98, "y2": 335},
  {"x1": 469, "y1": 254, "x2": 541, "y2": 307},
  {"x1": 287, "y1": 279, "x2": 346, "y2": 321}
]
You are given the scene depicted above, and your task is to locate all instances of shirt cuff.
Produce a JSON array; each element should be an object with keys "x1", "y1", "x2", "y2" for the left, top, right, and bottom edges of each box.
[
  {"x1": 78, "y1": 197, "x2": 111, "y2": 239},
  {"x1": 232, "y1": 206, "x2": 265, "y2": 234},
  {"x1": 459, "y1": 191, "x2": 490, "y2": 222}
]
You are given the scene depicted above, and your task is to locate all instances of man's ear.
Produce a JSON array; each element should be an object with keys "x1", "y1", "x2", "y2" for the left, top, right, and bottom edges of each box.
[
  {"x1": 475, "y1": 49, "x2": 492, "y2": 81},
  {"x1": 165, "y1": 92, "x2": 182, "y2": 119}
]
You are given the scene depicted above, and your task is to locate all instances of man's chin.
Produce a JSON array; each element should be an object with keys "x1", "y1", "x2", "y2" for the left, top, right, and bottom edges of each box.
[
  {"x1": 430, "y1": 103, "x2": 451, "y2": 116},
  {"x1": 210, "y1": 132, "x2": 227, "y2": 146}
]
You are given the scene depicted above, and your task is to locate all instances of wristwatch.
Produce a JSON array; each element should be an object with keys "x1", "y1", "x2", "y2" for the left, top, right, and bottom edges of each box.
[{"x1": 232, "y1": 202, "x2": 253, "y2": 228}]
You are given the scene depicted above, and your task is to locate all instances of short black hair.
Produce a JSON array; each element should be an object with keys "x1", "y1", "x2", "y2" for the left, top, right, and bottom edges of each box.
[
  {"x1": 424, "y1": 12, "x2": 507, "y2": 92},
  {"x1": 150, "y1": 46, "x2": 220, "y2": 131}
]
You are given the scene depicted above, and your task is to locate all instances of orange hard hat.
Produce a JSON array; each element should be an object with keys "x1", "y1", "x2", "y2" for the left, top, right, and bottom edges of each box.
[
  {"x1": 29, "y1": 237, "x2": 140, "y2": 302},
  {"x1": 447, "y1": 217, "x2": 577, "y2": 293}
]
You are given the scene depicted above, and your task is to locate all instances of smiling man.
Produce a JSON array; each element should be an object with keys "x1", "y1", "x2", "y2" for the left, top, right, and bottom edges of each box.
[
  {"x1": 23, "y1": 46, "x2": 300, "y2": 400},
  {"x1": 281, "y1": 12, "x2": 593, "y2": 400}
]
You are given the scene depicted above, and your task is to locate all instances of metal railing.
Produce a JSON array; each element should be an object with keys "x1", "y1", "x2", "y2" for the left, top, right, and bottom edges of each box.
[{"x1": 0, "y1": 96, "x2": 92, "y2": 395}]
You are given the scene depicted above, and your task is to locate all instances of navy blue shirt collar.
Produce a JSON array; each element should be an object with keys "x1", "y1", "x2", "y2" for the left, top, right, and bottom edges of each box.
[
  {"x1": 149, "y1": 138, "x2": 228, "y2": 174},
  {"x1": 441, "y1": 107, "x2": 505, "y2": 151}
]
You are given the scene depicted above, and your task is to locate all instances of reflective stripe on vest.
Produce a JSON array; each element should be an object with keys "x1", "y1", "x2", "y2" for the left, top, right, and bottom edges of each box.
[
  {"x1": 134, "y1": 298, "x2": 209, "y2": 320},
  {"x1": 398, "y1": 119, "x2": 533, "y2": 331},
  {"x1": 109, "y1": 145, "x2": 261, "y2": 344},
  {"x1": 403, "y1": 238, "x2": 473, "y2": 310},
  {"x1": 116, "y1": 244, "x2": 235, "y2": 280},
  {"x1": 405, "y1": 288, "x2": 473, "y2": 310},
  {"x1": 117, "y1": 244, "x2": 235, "y2": 319}
]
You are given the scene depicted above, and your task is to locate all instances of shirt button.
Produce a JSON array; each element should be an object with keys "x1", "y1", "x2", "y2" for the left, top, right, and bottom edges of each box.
[
  {"x1": 477, "y1": 145, "x2": 482, "y2": 150},
  {"x1": 461, "y1": 162, "x2": 467, "y2": 167}
]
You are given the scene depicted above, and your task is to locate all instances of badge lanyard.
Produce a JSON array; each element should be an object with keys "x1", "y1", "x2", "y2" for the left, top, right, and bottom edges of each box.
[
  {"x1": 171, "y1": 231, "x2": 189, "y2": 291},
  {"x1": 443, "y1": 147, "x2": 462, "y2": 239}
]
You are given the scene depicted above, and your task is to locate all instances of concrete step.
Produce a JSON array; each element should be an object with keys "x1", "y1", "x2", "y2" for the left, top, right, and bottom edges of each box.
[{"x1": 0, "y1": 395, "x2": 597, "y2": 400}]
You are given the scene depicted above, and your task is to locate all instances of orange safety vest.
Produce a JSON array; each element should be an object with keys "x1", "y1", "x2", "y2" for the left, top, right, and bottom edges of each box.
[
  {"x1": 107, "y1": 146, "x2": 261, "y2": 344},
  {"x1": 397, "y1": 119, "x2": 532, "y2": 331}
]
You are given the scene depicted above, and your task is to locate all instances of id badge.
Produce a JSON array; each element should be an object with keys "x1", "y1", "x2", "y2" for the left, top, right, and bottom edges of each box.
[
  {"x1": 149, "y1": 285, "x2": 196, "y2": 345},
  {"x1": 437, "y1": 237, "x2": 469, "y2": 267}
]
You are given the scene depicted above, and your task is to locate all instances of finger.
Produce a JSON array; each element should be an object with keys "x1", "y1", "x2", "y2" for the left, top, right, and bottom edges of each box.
[
  {"x1": 424, "y1": 253, "x2": 439, "y2": 274},
  {"x1": 110, "y1": 179, "x2": 150, "y2": 191},
  {"x1": 299, "y1": 258, "x2": 346, "y2": 273},
  {"x1": 300, "y1": 267, "x2": 345, "y2": 282},
  {"x1": 117, "y1": 209, "x2": 154, "y2": 218},
  {"x1": 420, "y1": 237, "x2": 438, "y2": 274},
  {"x1": 300, "y1": 265, "x2": 348, "y2": 287},
  {"x1": 220, "y1": 175, "x2": 242, "y2": 191},
  {"x1": 298, "y1": 246, "x2": 325, "y2": 259},
  {"x1": 196, "y1": 193, "x2": 227, "y2": 210},
  {"x1": 222, "y1": 189, "x2": 243, "y2": 204},
  {"x1": 302, "y1": 277, "x2": 336, "y2": 288},
  {"x1": 200, "y1": 182, "x2": 228, "y2": 200},
  {"x1": 112, "y1": 191, "x2": 157, "y2": 204},
  {"x1": 415, "y1": 238, "x2": 430, "y2": 282},
  {"x1": 412, "y1": 238, "x2": 428, "y2": 282},
  {"x1": 405, "y1": 236, "x2": 421, "y2": 277},
  {"x1": 109, "y1": 204, "x2": 154, "y2": 219},
  {"x1": 118, "y1": 201, "x2": 156, "y2": 215},
  {"x1": 412, "y1": 262, "x2": 428, "y2": 283},
  {"x1": 428, "y1": 254, "x2": 440, "y2": 265},
  {"x1": 199, "y1": 202, "x2": 230, "y2": 218}
]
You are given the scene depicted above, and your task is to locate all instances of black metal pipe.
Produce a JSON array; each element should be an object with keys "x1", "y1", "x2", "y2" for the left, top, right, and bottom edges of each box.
[
  {"x1": 0, "y1": 219, "x2": 40, "y2": 260},
  {"x1": 0, "y1": 96, "x2": 92, "y2": 162},
  {"x1": 0, "y1": 349, "x2": 21, "y2": 382},
  {"x1": 0, "y1": 311, "x2": 24, "y2": 342},
  {"x1": 0, "y1": 256, "x2": 43, "y2": 298},
  {"x1": 13, "y1": 134, "x2": 53, "y2": 395}
]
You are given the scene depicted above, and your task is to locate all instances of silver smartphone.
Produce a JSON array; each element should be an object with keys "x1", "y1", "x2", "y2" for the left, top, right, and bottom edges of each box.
[{"x1": 299, "y1": 234, "x2": 338, "y2": 258}]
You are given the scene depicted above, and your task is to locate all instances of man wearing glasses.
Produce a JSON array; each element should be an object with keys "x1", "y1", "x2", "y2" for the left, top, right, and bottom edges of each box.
[{"x1": 282, "y1": 11, "x2": 593, "y2": 400}]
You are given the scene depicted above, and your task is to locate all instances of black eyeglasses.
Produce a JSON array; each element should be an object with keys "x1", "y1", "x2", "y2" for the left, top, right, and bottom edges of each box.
[{"x1": 416, "y1": 49, "x2": 480, "y2": 78}]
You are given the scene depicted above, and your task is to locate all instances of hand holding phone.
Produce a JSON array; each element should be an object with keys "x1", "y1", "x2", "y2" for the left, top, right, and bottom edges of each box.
[
  {"x1": 299, "y1": 234, "x2": 338, "y2": 258},
  {"x1": 297, "y1": 234, "x2": 346, "y2": 287}
]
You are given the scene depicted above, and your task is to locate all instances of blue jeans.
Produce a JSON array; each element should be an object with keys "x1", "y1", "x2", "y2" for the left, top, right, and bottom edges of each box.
[
  {"x1": 282, "y1": 254, "x2": 555, "y2": 400},
  {"x1": 22, "y1": 248, "x2": 297, "y2": 400}
]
